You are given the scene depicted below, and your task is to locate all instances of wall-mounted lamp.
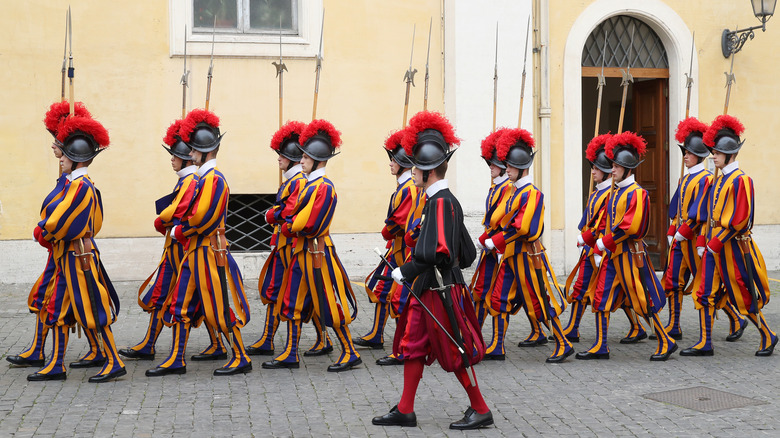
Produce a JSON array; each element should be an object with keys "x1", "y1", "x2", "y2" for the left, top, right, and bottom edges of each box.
[{"x1": 722, "y1": 0, "x2": 777, "y2": 57}]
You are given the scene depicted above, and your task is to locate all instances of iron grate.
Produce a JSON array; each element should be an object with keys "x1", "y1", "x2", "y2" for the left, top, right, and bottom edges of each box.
[
  {"x1": 226, "y1": 193, "x2": 275, "y2": 252},
  {"x1": 643, "y1": 386, "x2": 768, "y2": 413},
  {"x1": 582, "y1": 15, "x2": 668, "y2": 69}
]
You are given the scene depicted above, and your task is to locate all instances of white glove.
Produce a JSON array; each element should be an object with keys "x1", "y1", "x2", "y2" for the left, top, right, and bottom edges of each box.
[
  {"x1": 391, "y1": 267, "x2": 404, "y2": 285},
  {"x1": 667, "y1": 235, "x2": 673, "y2": 245},
  {"x1": 577, "y1": 235, "x2": 585, "y2": 248},
  {"x1": 697, "y1": 247, "x2": 705, "y2": 258},
  {"x1": 475, "y1": 240, "x2": 485, "y2": 251},
  {"x1": 594, "y1": 254, "x2": 602, "y2": 267},
  {"x1": 707, "y1": 245, "x2": 716, "y2": 255},
  {"x1": 674, "y1": 231, "x2": 686, "y2": 242},
  {"x1": 484, "y1": 238, "x2": 496, "y2": 251},
  {"x1": 596, "y1": 238, "x2": 606, "y2": 252}
]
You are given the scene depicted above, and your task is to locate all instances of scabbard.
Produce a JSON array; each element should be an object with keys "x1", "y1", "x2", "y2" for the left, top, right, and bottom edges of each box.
[
  {"x1": 631, "y1": 240, "x2": 655, "y2": 322},
  {"x1": 530, "y1": 241, "x2": 553, "y2": 327},
  {"x1": 75, "y1": 234, "x2": 103, "y2": 344},
  {"x1": 211, "y1": 228, "x2": 233, "y2": 342},
  {"x1": 310, "y1": 237, "x2": 329, "y2": 331},
  {"x1": 737, "y1": 236, "x2": 759, "y2": 313}
]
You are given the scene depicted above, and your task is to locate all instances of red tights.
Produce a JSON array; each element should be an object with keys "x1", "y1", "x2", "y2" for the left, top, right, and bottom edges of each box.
[{"x1": 397, "y1": 358, "x2": 489, "y2": 415}]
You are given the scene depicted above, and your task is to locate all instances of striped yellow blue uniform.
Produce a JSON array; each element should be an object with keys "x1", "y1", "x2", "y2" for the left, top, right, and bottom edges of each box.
[
  {"x1": 388, "y1": 188, "x2": 426, "y2": 318},
  {"x1": 275, "y1": 170, "x2": 359, "y2": 365},
  {"x1": 691, "y1": 164, "x2": 776, "y2": 352},
  {"x1": 488, "y1": 177, "x2": 572, "y2": 359},
  {"x1": 470, "y1": 175, "x2": 512, "y2": 328}
]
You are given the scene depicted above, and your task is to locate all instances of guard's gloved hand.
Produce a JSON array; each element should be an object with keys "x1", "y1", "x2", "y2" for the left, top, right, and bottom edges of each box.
[
  {"x1": 594, "y1": 253, "x2": 602, "y2": 268},
  {"x1": 596, "y1": 238, "x2": 606, "y2": 252},
  {"x1": 674, "y1": 231, "x2": 686, "y2": 242},
  {"x1": 264, "y1": 208, "x2": 277, "y2": 225},
  {"x1": 697, "y1": 246, "x2": 705, "y2": 258},
  {"x1": 667, "y1": 235, "x2": 673, "y2": 245},
  {"x1": 484, "y1": 238, "x2": 495, "y2": 251},
  {"x1": 577, "y1": 235, "x2": 586, "y2": 248},
  {"x1": 391, "y1": 267, "x2": 405, "y2": 285}
]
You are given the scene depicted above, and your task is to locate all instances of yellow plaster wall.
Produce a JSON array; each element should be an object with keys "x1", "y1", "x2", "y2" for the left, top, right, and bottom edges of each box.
[{"x1": 0, "y1": 0, "x2": 443, "y2": 239}]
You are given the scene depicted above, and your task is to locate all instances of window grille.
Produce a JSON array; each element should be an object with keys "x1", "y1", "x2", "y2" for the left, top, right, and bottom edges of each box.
[
  {"x1": 582, "y1": 15, "x2": 668, "y2": 69},
  {"x1": 193, "y1": 0, "x2": 298, "y2": 34},
  {"x1": 226, "y1": 194, "x2": 275, "y2": 252}
]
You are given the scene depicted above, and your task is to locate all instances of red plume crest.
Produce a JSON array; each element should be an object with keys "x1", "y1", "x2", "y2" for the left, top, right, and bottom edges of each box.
[
  {"x1": 44, "y1": 101, "x2": 91, "y2": 133},
  {"x1": 163, "y1": 119, "x2": 184, "y2": 146},
  {"x1": 56, "y1": 115, "x2": 110, "y2": 149},
  {"x1": 703, "y1": 114, "x2": 744, "y2": 147},
  {"x1": 180, "y1": 109, "x2": 220, "y2": 143},
  {"x1": 271, "y1": 120, "x2": 306, "y2": 151},
  {"x1": 384, "y1": 129, "x2": 406, "y2": 151},
  {"x1": 401, "y1": 111, "x2": 460, "y2": 156},
  {"x1": 675, "y1": 117, "x2": 708, "y2": 144},
  {"x1": 481, "y1": 128, "x2": 509, "y2": 160},
  {"x1": 496, "y1": 128, "x2": 535, "y2": 161},
  {"x1": 585, "y1": 133, "x2": 612, "y2": 162},
  {"x1": 605, "y1": 131, "x2": 646, "y2": 160},
  {"x1": 300, "y1": 119, "x2": 342, "y2": 148}
]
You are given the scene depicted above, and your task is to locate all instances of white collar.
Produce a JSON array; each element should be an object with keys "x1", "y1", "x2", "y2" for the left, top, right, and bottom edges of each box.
[
  {"x1": 617, "y1": 174, "x2": 635, "y2": 188},
  {"x1": 514, "y1": 174, "x2": 533, "y2": 189},
  {"x1": 197, "y1": 159, "x2": 217, "y2": 177},
  {"x1": 307, "y1": 167, "x2": 326, "y2": 181},
  {"x1": 493, "y1": 174, "x2": 509, "y2": 185},
  {"x1": 596, "y1": 178, "x2": 612, "y2": 190},
  {"x1": 686, "y1": 162, "x2": 705, "y2": 175},
  {"x1": 426, "y1": 179, "x2": 448, "y2": 197},
  {"x1": 722, "y1": 161, "x2": 739, "y2": 175},
  {"x1": 177, "y1": 165, "x2": 197, "y2": 178},
  {"x1": 397, "y1": 169, "x2": 412, "y2": 185},
  {"x1": 67, "y1": 167, "x2": 88, "y2": 182},
  {"x1": 283, "y1": 163, "x2": 303, "y2": 180}
]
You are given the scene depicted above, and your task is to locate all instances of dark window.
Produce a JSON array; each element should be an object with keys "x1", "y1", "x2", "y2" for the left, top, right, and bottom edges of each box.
[{"x1": 226, "y1": 194, "x2": 275, "y2": 251}]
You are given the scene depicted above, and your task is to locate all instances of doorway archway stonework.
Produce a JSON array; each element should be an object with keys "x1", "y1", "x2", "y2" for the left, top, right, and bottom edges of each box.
[{"x1": 562, "y1": 0, "x2": 696, "y2": 271}]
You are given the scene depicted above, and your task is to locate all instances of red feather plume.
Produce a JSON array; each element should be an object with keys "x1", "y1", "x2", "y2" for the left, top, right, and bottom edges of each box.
[
  {"x1": 384, "y1": 129, "x2": 406, "y2": 151},
  {"x1": 585, "y1": 133, "x2": 612, "y2": 162},
  {"x1": 703, "y1": 114, "x2": 744, "y2": 147},
  {"x1": 481, "y1": 128, "x2": 509, "y2": 160},
  {"x1": 56, "y1": 115, "x2": 110, "y2": 149},
  {"x1": 163, "y1": 119, "x2": 184, "y2": 146},
  {"x1": 605, "y1": 131, "x2": 646, "y2": 160},
  {"x1": 270, "y1": 120, "x2": 306, "y2": 151},
  {"x1": 44, "y1": 101, "x2": 91, "y2": 133},
  {"x1": 675, "y1": 117, "x2": 708, "y2": 144},
  {"x1": 180, "y1": 109, "x2": 220, "y2": 143},
  {"x1": 496, "y1": 128, "x2": 535, "y2": 161},
  {"x1": 300, "y1": 119, "x2": 342, "y2": 148},
  {"x1": 401, "y1": 111, "x2": 460, "y2": 156}
]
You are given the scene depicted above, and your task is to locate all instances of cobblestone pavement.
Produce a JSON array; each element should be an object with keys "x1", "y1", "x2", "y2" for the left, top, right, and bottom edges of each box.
[{"x1": 0, "y1": 265, "x2": 778, "y2": 437}]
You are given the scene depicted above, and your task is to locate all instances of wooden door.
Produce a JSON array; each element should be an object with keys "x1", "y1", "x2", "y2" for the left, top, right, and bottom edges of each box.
[{"x1": 632, "y1": 79, "x2": 668, "y2": 269}]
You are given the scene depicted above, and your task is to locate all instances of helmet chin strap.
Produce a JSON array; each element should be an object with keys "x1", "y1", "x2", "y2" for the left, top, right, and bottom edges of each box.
[{"x1": 422, "y1": 170, "x2": 429, "y2": 184}]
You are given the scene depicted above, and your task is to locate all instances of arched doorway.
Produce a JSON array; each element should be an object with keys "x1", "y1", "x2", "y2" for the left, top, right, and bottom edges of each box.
[{"x1": 581, "y1": 15, "x2": 670, "y2": 267}]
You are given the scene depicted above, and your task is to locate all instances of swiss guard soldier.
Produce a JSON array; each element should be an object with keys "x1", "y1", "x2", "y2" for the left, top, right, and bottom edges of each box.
[
  {"x1": 7, "y1": 101, "x2": 92, "y2": 369},
  {"x1": 32, "y1": 114, "x2": 126, "y2": 382},
  {"x1": 482, "y1": 128, "x2": 573, "y2": 363},
  {"x1": 373, "y1": 111, "x2": 492, "y2": 430},
  {"x1": 265, "y1": 119, "x2": 361, "y2": 372},
  {"x1": 662, "y1": 117, "x2": 747, "y2": 342},
  {"x1": 682, "y1": 115, "x2": 777, "y2": 357},
  {"x1": 577, "y1": 132, "x2": 677, "y2": 361},
  {"x1": 471, "y1": 128, "x2": 512, "y2": 334},
  {"x1": 147, "y1": 109, "x2": 252, "y2": 376},
  {"x1": 355, "y1": 129, "x2": 417, "y2": 351},
  {"x1": 119, "y1": 119, "x2": 197, "y2": 361}
]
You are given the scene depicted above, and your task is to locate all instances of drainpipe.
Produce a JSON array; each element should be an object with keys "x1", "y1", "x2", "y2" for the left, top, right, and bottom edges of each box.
[{"x1": 534, "y1": 0, "x2": 553, "y2": 256}]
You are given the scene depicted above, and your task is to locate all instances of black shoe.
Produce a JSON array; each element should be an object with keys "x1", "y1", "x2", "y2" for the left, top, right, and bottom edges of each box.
[
  {"x1": 118, "y1": 348, "x2": 155, "y2": 360},
  {"x1": 483, "y1": 353, "x2": 505, "y2": 361},
  {"x1": 518, "y1": 337, "x2": 548, "y2": 347},
  {"x1": 372, "y1": 405, "x2": 417, "y2": 427},
  {"x1": 69, "y1": 357, "x2": 107, "y2": 369},
  {"x1": 353, "y1": 338, "x2": 384, "y2": 349},
  {"x1": 649, "y1": 333, "x2": 657, "y2": 340},
  {"x1": 575, "y1": 351, "x2": 609, "y2": 360},
  {"x1": 669, "y1": 332, "x2": 683, "y2": 340},
  {"x1": 376, "y1": 356, "x2": 403, "y2": 366},
  {"x1": 620, "y1": 332, "x2": 647, "y2": 344},
  {"x1": 755, "y1": 336, "x2": 778, "y2": 357},
  {"x1": 214, "y1": 362, "x2": 252, "y2": 376},
  {"x1": 650, "y1": 343, "x2": 678, "y2": 361},
  {"x1": 303, "y1": 345, "x2": 333, "y2": 357},
  {"x1": 27, "y1": 371, "x2": 66, "y2": 382},
  {"x1": 327, "y1": 357, "x2": 362, "y2": 372},
  {"x1": 245, "y1": 346, "x2": 275, "y2": 356},
  {"x1": 726, "y1": 318, "x2": 748, "y2": 342},
  {"x1": 546, "y1": 348, "x2": 575, "y2": 364},
  {"x1": 261, "y1": 359, "x2": 299, "y2": 369},
  {"x1": 89, "y1": 367, "x2": 127, "y2": 383},
  {"x1": 145, "y1": 366, "x2": 186, "y2": 377},
  {"x1": 6, "y1": 355, "x2": 45, "y2": 367},
  {"x1": 190, "y1": 351, "x2": 228, "y2": 361},
  {"x1": 680, "y1": 347, "x2": 714, "y2": 357},
  {"x1": 449, "y1": 407, "x2": 494, "y2": 430}
]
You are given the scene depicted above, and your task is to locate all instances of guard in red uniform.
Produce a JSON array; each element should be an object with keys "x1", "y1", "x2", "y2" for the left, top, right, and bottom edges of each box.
[{"x1": 373, "y1": 111, "x2": 492, "y2": 430}]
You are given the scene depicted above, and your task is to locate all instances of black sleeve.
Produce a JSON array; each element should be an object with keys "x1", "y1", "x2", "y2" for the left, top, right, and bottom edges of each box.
[{"x1": 399, "y1": 196, "x2": 456, "y2": 281}]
